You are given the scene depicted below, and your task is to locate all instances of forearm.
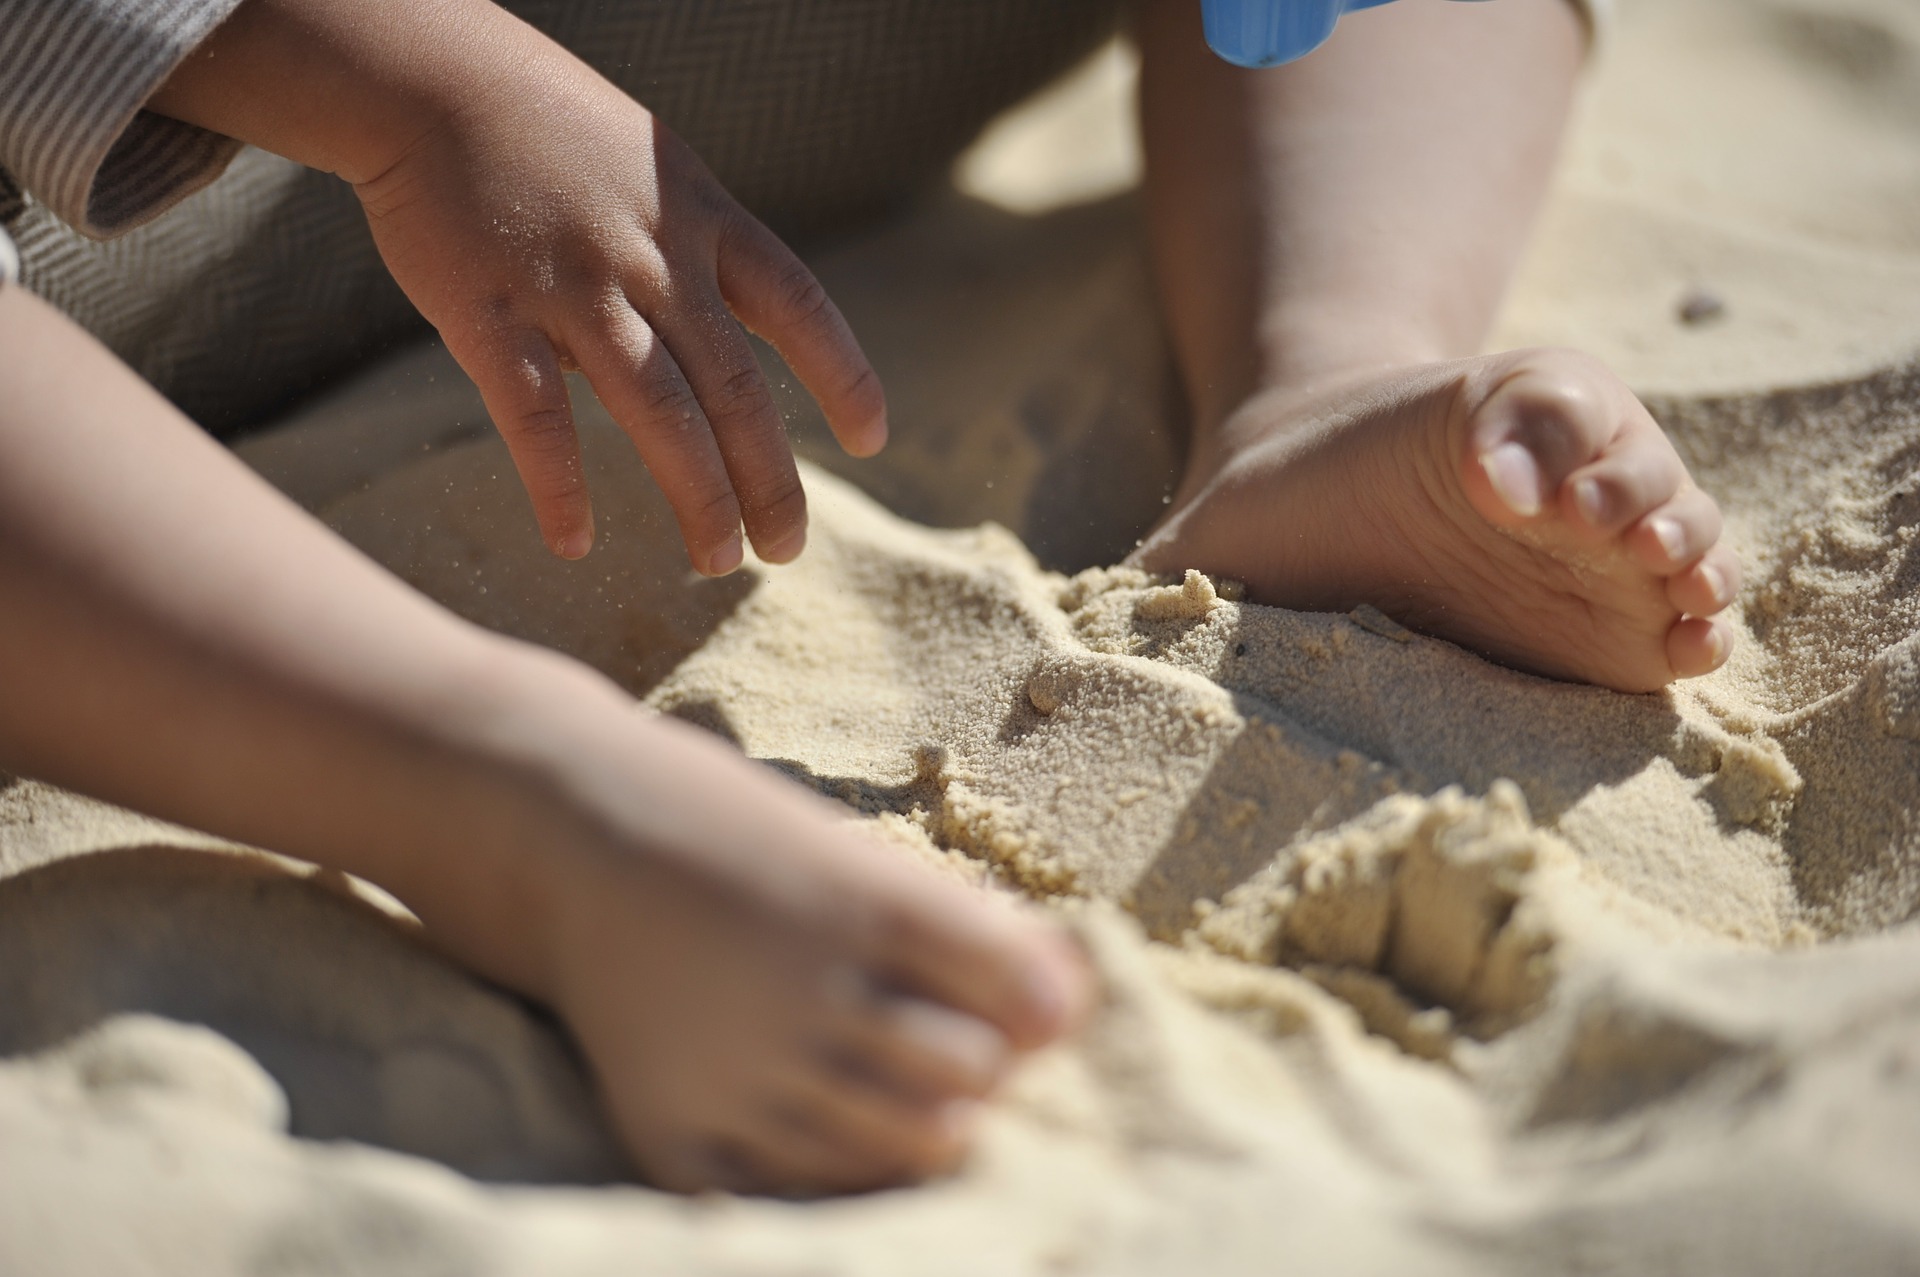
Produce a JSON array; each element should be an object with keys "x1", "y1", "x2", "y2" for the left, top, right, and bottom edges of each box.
[
  {"x1": 1138, "y1": 0, "x2": 1584, "y2": 432},
  {"x1": 146, "y1": 0, "x2": 569, "y2": 185},
  {"x1": 0, "y1": 287, "x2": 614, "y2": 992}
]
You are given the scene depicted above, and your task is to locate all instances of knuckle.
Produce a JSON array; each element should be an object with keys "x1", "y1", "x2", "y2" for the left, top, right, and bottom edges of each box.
[
  {"x1": 838, "y1": 362, "x2": 885, "y2": 417},
  {"x1": 508, "y1": 412, "x2": 585, "y2": 501},
  {"x1": 692, "y1": 176, "x2": 742, "y2": 224},
  {"x1": 684, "y1": 481, "x2": 743, "y2": 534},
  {"x1": 769, "y1": 261, "x2": 833, "y2": 328},
  {"x1": 637, "y1": 368, "x2": 703, "y2": 426},
  {"x1": 474, "y1": 294, "x2": 521, "y2": 330},
  {"x1": 707, "y1": 364, "x2": 776, "y2": 425},
  {"x1": 744, "y1": 470, "x2": 806, "y2": 523},
  {"x1": 512, "y1": 406, "x2": 576, "y2": 456},
  {"x1": 625, "y1": 249, "x2": 672, "y2": 297}
]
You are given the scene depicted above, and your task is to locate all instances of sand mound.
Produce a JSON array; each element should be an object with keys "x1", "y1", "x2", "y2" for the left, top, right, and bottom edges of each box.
[
  {"x1": 8, "y1": 0, "x2": 1920, "y2": 1271},
  {"x1": 13, "y1": 403, "x2": 1920, "y2": 1271}
]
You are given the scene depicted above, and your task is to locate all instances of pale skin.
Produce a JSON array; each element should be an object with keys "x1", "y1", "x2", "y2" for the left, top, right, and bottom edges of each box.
[
  {"x1": 3, "y1": 0, "x2": 1087, "y2": 1195},
  {"x1": 0, "y1": 0, "x2": 1732, "y2": 1197},
  {"x1": 1131, "y1": 0, "x2": 1741, "y2": 692},
  {"x1": 0, "y1": 284, "x2": 1086, "y2": 1193}
]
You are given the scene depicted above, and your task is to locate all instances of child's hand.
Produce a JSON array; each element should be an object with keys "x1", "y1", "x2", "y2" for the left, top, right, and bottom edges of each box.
[
  {"x1": 354, "y1": 45, "x2": 885, "y2": 571},
  {"x1": 152, "y1": 0, "x2": 885, "y2": 573},
  {"x1": 0, "y1": 279, "x2": 1085, "y2": 1195}
]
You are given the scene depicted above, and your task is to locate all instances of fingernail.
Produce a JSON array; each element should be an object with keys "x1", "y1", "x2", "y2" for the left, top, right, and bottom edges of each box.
[
  {"x1": 1650, "y1": 516, "x2": 1686, "y2": 562},
  {"x1": 764, "y1": 526, "x2": 807, "y2": 565},
  {"x1": 1574, "y1": 477, "x2": 1607, "y2": 528},
  {"x1": 709, "y1": 530, "x2": 743, "y2": 575},
  {"x1": 1481, "y1": 442, "x2": 1542, "y2": 517},
  {"x1": 559, "y1": 527, "x2": 593, "y2": 560},
  {"x1": 1709, "y1": 624, "x2": 1732, "y2": 666}
]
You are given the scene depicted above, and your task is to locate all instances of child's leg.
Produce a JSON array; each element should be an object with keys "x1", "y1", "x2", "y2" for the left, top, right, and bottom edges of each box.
[
  {"x1": 0, "y1": 286, "x2": 1087, "y2": 1193},
  {"x1": 1131, "y1": 0, "x2": 1739, "y2": 692}
]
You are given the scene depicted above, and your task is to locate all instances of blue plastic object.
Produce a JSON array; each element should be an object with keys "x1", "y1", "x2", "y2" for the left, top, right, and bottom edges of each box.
[{"x1": 1202, "y1": 0, "x2": 1431, "y2": 68}]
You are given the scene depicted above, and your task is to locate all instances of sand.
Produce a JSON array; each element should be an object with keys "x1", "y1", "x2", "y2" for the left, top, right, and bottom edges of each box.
[{"x1": 7, "y1": 0, "x2": 1920, "y2": 1272}]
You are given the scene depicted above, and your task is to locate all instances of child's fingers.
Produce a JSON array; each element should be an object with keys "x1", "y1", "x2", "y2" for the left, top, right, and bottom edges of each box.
[
  {"x1": 717, "y1": 214, "x2": 888, "y2": 460},
  {"x1": 652, "y1": 295, "x2": 810, "y2": 564},
  {"x1": 453, "y1": 325, "x2": 593, "y2": 559},
  {"x1": 569, "y1": 308, "x2": 746, "y2": 576}
]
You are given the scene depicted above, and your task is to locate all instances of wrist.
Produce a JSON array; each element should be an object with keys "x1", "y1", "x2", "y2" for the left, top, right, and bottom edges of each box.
[{"x1": 148, "y1": 0, "x2": 552, "y2": 185}]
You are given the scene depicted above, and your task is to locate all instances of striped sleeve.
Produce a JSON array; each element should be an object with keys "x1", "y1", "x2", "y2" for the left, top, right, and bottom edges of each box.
[
  {"x1": 0, "y1": 162, "x2": 15, "y2": 285},
  {"x1": 0, "y1": 0, "x2": 249, "y2": 240}
]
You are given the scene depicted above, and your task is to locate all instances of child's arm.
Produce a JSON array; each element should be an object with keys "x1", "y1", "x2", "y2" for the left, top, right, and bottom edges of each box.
[
  {"x1": 148, "y1": 0, "x2": 887, "y2": 571},
  {"x1": 0, "y1": 283, "x2": 1084, "y2": 1192}
]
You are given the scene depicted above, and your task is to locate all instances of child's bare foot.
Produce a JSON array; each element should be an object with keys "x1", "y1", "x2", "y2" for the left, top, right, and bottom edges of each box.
[
  {"x1": 1132, "y1": 349, "x2": 1740, "y2": 692},
  {"x1": 526, "y1": 714, "x2": 1088, "y2": 1195}
]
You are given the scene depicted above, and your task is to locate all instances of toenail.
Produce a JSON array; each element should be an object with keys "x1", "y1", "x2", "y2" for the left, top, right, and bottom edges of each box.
[
  {"x1": 1481, "y1": 443, "x2": 1542, "y2": 518},
  {"x1": 1574, "y1": 477, "x2": 1607, "y2": 527},
  {"x1": 1699, "y1": 561, "x2": 1729, "y2": 607},
  {"x1": 1650, "y1": 516, "x2": 1686, "y2": 562},
  {"x1": 1709, "y1": 625, "x2": 1732, "y2": 666}
]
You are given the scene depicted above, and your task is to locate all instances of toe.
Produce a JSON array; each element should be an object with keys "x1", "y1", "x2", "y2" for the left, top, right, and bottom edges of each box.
[
  {"x1": 1630, "y1": 488, "x2": 1725, "y2": 575},
  {"x1": 830, "y1": 996, "x2": 1010, "y2": 1102},
  {"x1": 1667, "y1": 544, "x2": 1741, "y2": 617},
  {"x1": 1466, "y1": 350, "x2": 1625, "y2": 522},
  {"x1": 771, "y1": 1069, "x2": 972, "y2": 1185},
  {"x1": 1560, "y1": 440, "x2": 1686, "y2": 540},
  {"x1": 866, "y1": 890, "x2": 1093, "y2": 1051},
  {"x1": 635, "y1": 1136, "x2": 756, "y2": 1195},
  {"x1": 726, "y1": 1119, "x2": 899, "y2": 1197},
  {"x1": 1667, "y1": 615, "x2": 1734, "y2": 678}
]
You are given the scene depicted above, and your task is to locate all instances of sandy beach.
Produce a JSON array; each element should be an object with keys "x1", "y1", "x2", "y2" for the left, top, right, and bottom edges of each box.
[{"x1": 6, "y1": 0, "x2": 1920, "y2": 1272}]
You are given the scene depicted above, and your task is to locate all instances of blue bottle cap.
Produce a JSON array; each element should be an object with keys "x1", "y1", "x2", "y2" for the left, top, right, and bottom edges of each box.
[{"x1": 1201, "y1": 0, "x2": 1405, "y2": 68}]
